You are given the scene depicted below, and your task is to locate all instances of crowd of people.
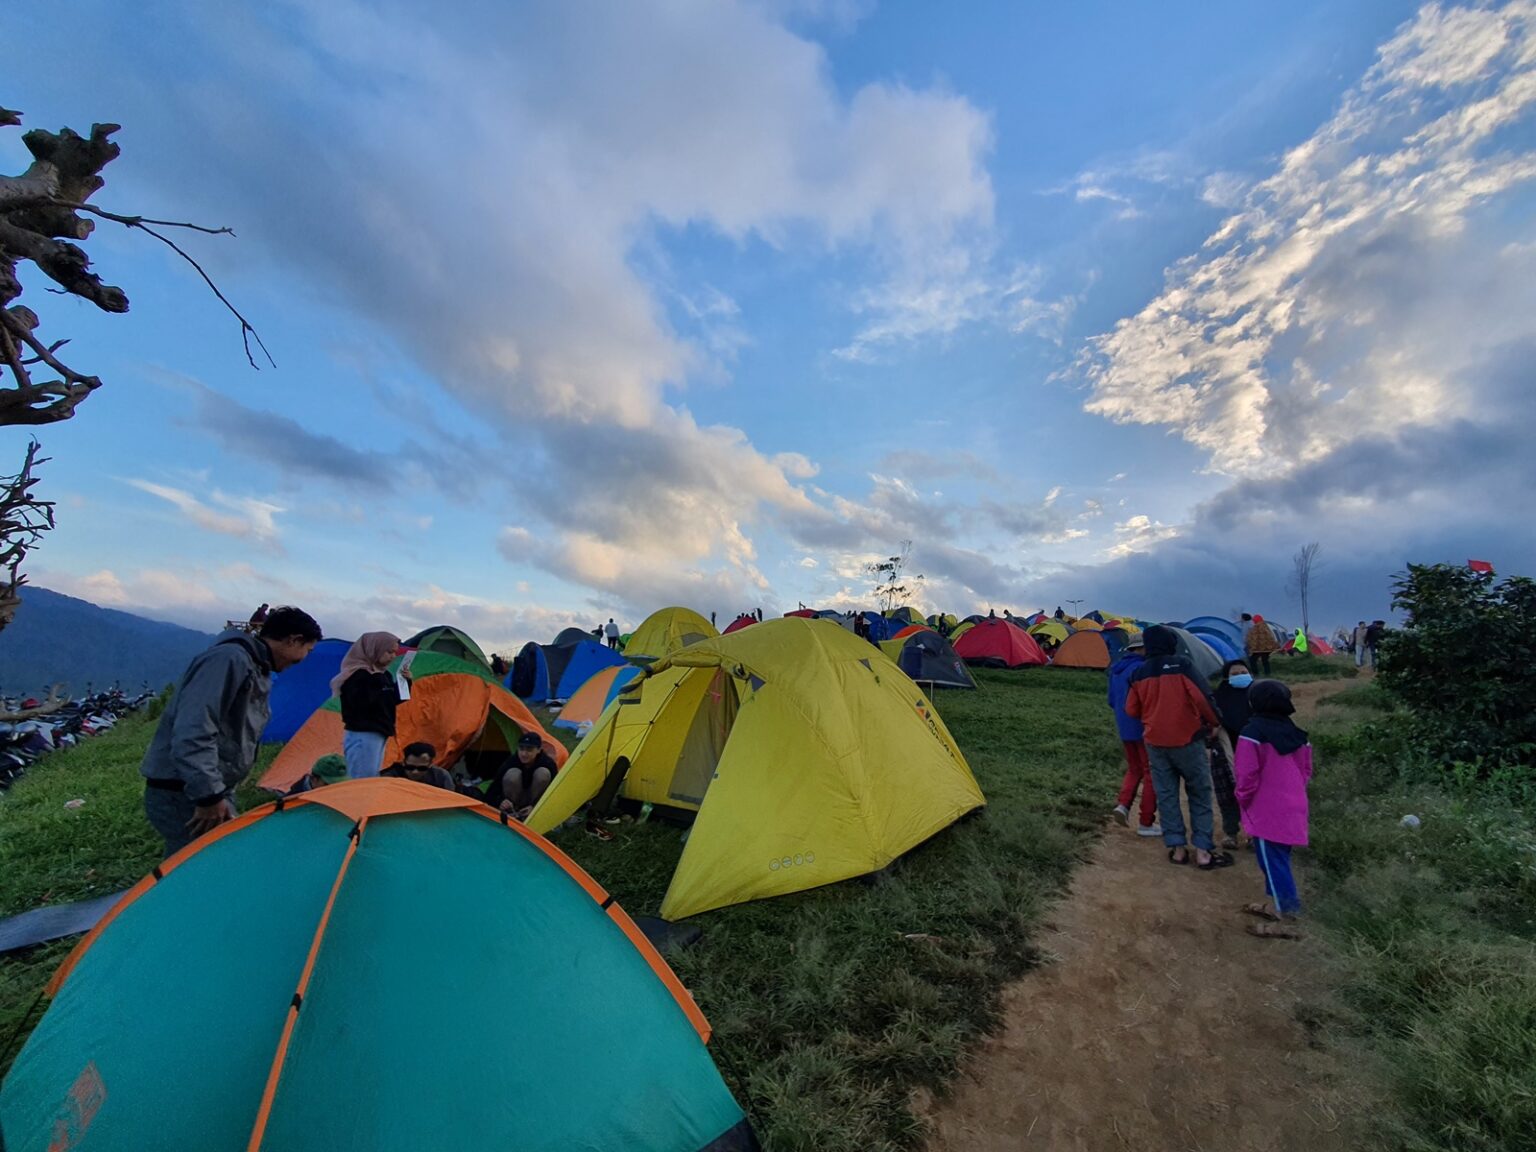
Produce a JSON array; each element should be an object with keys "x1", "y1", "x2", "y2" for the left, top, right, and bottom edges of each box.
[
  {"x1": 1107, "y1": 623, "x2": 1313, "y2": 939},
  {"x1": 138, "y1": 611, "x2": 576, "y2": 859},
  {"x1": 141, "y1": 602, "x2": 1341, "y2": 929}
]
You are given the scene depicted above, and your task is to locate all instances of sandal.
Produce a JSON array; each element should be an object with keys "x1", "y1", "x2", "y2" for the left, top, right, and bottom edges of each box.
[
  {"x1": 1245, "y1": 921, "x2": 1301, "y2": 940},
  {"x1": 585, "y1": 822, "x2": 615, "y2": 842},
  {"x1": 1167, "y1": 848, "x2": 1190, "y2": 865},
  {"x1": 1242, "y1": 902, "x2": 1281, "y2": 921},
  {"x1": 1198, "y1": 852, "x2": 1235, "y2": 870}
]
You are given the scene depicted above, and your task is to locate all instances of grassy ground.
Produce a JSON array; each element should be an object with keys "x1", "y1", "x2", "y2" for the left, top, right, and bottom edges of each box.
[
  {"x1": 1302, "y1": 681, "x2": 1536, "y2": 1152},
  {"x1": 0, "y1": 653, "x2": 1361, "y2": 1148}
]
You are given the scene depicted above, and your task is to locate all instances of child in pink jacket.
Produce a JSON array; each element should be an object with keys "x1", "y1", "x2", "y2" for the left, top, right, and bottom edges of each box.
[{"x1": 1233, "y1": 680, "x2": 1312, "y2": 937}]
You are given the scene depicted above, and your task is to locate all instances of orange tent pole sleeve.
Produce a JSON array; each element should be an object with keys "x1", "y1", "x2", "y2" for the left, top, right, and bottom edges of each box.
[{"x1": 245, "y1": 818, "x2": 365, "y2": 1152}]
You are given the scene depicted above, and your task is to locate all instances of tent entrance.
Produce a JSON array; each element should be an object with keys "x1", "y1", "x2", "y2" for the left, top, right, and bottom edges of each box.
[{"x1": 667, "y1": 668, "x2": 739, "y2": 807}]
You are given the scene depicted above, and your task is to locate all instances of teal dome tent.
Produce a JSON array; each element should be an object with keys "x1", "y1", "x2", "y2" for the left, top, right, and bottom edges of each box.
[{"x1": 0, "y1": 778, "x2": 756, "y2": 1151}]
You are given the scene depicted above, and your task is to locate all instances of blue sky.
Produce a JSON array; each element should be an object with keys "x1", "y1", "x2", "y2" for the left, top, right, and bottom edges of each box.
[{"x1": 5, "y1": 0, "x2": 1535, "y2": 651}]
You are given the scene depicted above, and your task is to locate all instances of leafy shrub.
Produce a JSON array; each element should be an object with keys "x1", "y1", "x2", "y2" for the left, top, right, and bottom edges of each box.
[{"x1": 1377, "y1": 564, "x2": 1536, "y2": 782}]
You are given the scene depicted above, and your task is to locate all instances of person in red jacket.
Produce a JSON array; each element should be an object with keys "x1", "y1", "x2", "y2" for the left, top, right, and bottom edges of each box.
[{"x1": 1126, "y1": 625, "x2": 1234, "y2": 869}]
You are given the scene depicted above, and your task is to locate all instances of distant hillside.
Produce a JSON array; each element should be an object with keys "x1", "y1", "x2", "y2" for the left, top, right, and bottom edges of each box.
[{"x1": 0, "y1": 586, "x2": 215, "y2": 697}]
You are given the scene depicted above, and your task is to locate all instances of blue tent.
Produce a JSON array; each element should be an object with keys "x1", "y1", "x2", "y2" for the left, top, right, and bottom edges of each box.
[
  {"x1": 858, "y1": 611, "x2": 893, "y2": 642},
  {"x1": 508, "y1": 641, "x2": 552, "y2": 702},
  {"x1": 553, "y1": 641, "x2": 628, "y2": 700},
  {"x1": 1184, "y1": 615, "x2": 1247, "y2": 652},
  {"x1": 1198, "y1": 632, "x2": 1242, "y2": 663},
  {"x1": 263, "y1": 638, "x2": 350, "y2": 743}
]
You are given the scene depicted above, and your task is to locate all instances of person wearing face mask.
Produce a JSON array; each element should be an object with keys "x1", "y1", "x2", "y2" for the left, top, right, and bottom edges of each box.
[{"x1": 1208, "y1": 660, "x2": 1255, "y2": 850}]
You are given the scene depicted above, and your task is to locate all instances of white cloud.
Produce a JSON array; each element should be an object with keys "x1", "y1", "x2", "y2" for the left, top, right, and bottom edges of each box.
[
  {"x1": 126, "y1": 480, "x2": 283, "y2": 543},
  {"x1": 1081, "y1": 1, "x2": 1536, "y2": 476},
  {"x1": 65, "y1": 0, "x2": 998, "y2": 609},
  {"x1": 1105, "y1": 514, "x2": 1181, "y2": 558},
  {"x1": 1199, "y1": 171, "x2": 1247, "y2": 208}
]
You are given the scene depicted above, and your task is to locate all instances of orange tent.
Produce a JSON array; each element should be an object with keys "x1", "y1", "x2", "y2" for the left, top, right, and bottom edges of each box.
[
  {"x1": 262, "y1": 652, "x2": 565, "y2": 793},
  {"x1": 1051, "y1": 630, "x2": 1112, "y2": 669},
  {"x1": 553, "y1": 663, "x2": 641, "y2": 732},
  {"x1": 893, "y1": 623, "x2": 933, "y2": 639}
]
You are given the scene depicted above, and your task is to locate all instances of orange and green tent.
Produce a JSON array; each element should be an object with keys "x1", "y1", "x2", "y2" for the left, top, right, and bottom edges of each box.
[
  {"x1": 261, "y1": 651, "x2": 565, "y2": 794},
  {"x1": 0, "y1": 779, "x2": 755, "y2": 1151}
]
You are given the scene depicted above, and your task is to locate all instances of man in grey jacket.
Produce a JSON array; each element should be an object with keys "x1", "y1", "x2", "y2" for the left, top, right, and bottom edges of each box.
[{"x1": 141, "y1": 606, "x2": 322, "y2": 856}]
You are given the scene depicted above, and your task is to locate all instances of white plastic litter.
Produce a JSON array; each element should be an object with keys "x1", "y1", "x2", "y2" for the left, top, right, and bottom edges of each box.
[{"x1": 1400, "y1": 814, "x2": 1422, "y2": 828}]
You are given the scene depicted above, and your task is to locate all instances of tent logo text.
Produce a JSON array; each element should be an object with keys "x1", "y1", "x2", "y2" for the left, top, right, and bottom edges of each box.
[{"x1": 769, "y1": 852, "x2": 815, "y2": 871}]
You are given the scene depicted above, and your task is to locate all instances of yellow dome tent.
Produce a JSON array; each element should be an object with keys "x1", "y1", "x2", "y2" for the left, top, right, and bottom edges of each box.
[
  {"x1": 624, "y1": 606, "x2": 718, "y2": 664},
  {"x1": 1028, "y1": 619, "x2": 1072, "y2": 644},
  {"x1": 527, "y1": 618, "x2": 985, "y2": 921}
]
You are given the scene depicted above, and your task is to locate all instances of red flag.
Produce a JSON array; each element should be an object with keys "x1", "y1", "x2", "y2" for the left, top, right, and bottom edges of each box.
[{"x1": 1468, "y1": 559, "x2": 1494, "y2": 574}]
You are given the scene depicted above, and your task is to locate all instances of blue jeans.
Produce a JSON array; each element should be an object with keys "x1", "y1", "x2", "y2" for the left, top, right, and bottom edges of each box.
[
  {"x1": 1147, "y1": 740, "x2": 1214, "y2": 852},
  {"x1": 1255, "y1": 839, "x2": 1302, "y2": 916},
  {"x1": 343, "y1": 730, "x2": 387, "y2": 779}
]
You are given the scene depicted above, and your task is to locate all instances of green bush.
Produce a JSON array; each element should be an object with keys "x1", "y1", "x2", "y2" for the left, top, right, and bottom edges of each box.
[{"x1": 1377, "y1": 564, "x2": 1536, "y2": 784}]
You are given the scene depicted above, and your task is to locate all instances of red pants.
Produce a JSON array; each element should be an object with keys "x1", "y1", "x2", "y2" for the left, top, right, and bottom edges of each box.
[{"x1": 1116, "y1": 740, "x2": 1157, "y2": 826}]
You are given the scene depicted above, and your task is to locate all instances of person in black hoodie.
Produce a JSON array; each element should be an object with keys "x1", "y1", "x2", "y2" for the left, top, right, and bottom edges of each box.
[
  {"x1": 1125, "y1": 625, "x2": 1231, "y2": 869},
  {"x1": 1208, "y1": 659, "x2": 1256, "y2": 850}
]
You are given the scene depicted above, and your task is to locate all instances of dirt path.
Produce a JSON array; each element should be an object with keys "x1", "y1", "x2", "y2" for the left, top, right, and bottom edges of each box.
[{"x1": 924, "y1": 677, "x2": 1358, "y2": 1152}]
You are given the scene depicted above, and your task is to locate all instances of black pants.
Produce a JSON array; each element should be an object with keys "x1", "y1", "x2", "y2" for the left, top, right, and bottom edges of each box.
[
  {"x1": 1208, "y1": 741, "x2": 1241, "y2": 838},
  {"x1": 1249, "y1": 651, "x2": 1271, "y2": 675}
]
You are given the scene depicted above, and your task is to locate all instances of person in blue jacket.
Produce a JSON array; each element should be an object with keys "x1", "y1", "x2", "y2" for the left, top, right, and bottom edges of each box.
[{"x1": 1108, "y1": 636, "x2": 1161, "y2": 836}]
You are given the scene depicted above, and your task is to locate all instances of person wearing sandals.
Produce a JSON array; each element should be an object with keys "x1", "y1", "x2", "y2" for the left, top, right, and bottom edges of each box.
[
  {"x1": 1125, "y1": 625, "x2": 1233, "y2": 870},
  {"x1": 1234, "y1": 680, "x2": 1312, "y2": 938},
  {"x1": 1208, "y1": 660, "x2": 1254, "y2": 850}
]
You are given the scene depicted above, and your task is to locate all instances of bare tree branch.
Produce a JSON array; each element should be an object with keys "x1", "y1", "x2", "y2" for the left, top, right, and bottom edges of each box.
[
  {"x1": 0, "y1": 108, "x2": 270, "y2": 627},
  {"x1": 0, "y1": 441, "x2": 55, "y2": 634},
  {"x1": 63, "y1": 201, "x2": 236, "y2": 237},
  {"x1": 126, "y1": 219, "x2": 273, "y2": 369}
]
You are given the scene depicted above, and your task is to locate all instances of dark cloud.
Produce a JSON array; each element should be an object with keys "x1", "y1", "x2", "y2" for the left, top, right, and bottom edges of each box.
[{"x1": 193, "y1": 386, "x2": 397, "y2": 490}]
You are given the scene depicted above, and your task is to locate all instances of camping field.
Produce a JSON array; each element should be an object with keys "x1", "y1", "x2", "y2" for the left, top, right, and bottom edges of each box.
[
  {"x1": 4, "y1": 667, "x2": 1120, "y2": 1151},
  {"x1": 11, "y1": 653, "x2": 1530, "y2": 1152}
]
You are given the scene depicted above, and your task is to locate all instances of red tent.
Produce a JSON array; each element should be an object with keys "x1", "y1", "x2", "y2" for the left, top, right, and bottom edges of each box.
[
  {"x1": 893, "y1": 623, "x2": 933, "y2": 639},
  {"x1": 784, "y1": 609, "x2": 817, "y2": 618},
  {"x1": 723, "y1": 613, "x2": 758, "y2": 634},
  {"x1": 952, "y1": 619, "x2": 1048, "y2": 668},
  {"x1": 1469, "y1": 559, "x2": 1494, "y2": 575}
]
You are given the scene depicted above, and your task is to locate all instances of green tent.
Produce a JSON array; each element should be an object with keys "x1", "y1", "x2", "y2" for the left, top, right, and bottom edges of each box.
[{"x1": 402, "y1": 624, "x2": 490, "y2": 668}]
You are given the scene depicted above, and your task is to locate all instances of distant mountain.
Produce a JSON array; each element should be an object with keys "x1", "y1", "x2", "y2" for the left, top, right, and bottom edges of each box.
[{"x1": 0, "y1": 586, "x2": 216, "y2": 698}]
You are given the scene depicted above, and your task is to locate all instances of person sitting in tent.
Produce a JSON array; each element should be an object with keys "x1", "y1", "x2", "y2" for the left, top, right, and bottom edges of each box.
[
  {"x1": 336, "y1": 633, "x2": 405, "y2": 779},
  {"x1": 285, "y1": 753, "x2": 349, "y2": 795},
  {"x1": 382, "y1": 741, "x2": 457, "y2": 792},
  {"x1": 1243, "y1": 613, "x2": 1278, "y2": 676},
  {"x1": 498, "y1": 730, "x2": 558, "y2": 819}
]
